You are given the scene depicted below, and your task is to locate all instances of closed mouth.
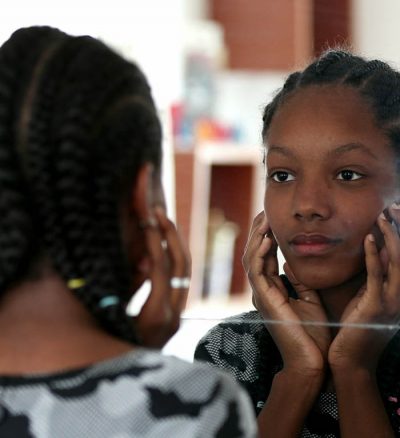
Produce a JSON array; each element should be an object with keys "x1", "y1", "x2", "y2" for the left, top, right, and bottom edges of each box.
[{"x1": 289, "y1": 234, "x2": 342, "y2": 256}]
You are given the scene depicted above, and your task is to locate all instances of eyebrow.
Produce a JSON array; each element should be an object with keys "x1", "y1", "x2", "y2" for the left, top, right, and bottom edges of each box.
[
  {"x1": 329, "y1": 142, "x2": 378, "y2": 159},
  {"x1": 267, "y1": 142, "x2": 379, "y2": 160},
  {"x1": 267, "y1": 145, "x2": 294, "y2": 157}
]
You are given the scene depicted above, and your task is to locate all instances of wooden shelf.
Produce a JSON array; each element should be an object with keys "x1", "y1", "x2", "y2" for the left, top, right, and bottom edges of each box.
[{"x1": 187, "y1": 142, "x2": 264, "y2": 302}]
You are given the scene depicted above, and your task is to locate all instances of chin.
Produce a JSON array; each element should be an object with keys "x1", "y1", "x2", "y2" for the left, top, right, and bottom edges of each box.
[{"x1": 287, "y1": 263, "x2": 364, "y2": 291}]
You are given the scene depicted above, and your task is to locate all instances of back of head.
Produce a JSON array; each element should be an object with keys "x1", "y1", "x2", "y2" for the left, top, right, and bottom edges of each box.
[
  {"x1": 262, "y1": 49, "x2": 400, "y2": 161},
  {"x1": 0, "y1": 26, "x2": 162, "y2": 343}
]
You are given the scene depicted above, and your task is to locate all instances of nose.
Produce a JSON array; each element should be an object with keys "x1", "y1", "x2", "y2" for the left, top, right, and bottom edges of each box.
[{"x1": 292, "y1": 180, "x2": 332, "y2": 221}]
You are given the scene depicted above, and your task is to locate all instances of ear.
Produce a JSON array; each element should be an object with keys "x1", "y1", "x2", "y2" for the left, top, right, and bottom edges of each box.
[{"x1": 130, "y1": 163, "x2": 154, "y2": 221}]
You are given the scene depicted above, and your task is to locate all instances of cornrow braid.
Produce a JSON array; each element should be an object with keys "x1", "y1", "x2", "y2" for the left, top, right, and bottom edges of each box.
[
  {"x1": 262, "y1": 49, "x2": 400, "y2": 155},
  {"x1": 259, "y1": 49, "x2": 400, "y2": 430},
  {"x1": 0, "y1": 26, "x2": 162, "y2": 344},
  {"x1": 0, "y1": 27, "x2": 68, "y2": 290}
]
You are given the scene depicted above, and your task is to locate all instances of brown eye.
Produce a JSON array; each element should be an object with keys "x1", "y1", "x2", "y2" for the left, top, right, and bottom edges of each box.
[
  {"x1": 271, "y1": 171, "x2": 295, "y2": 182},
  {"x1": 337, "y1": 170, "x2": 363, "y2": 181}
]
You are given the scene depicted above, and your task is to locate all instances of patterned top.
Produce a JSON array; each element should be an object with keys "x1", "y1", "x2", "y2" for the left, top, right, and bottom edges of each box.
[
  {"x1": 0, "y1": 349, "x2": 257, "y2": 438},
  {"x1": 194, "y1": 310, "x2": 400, "y2": 437}
]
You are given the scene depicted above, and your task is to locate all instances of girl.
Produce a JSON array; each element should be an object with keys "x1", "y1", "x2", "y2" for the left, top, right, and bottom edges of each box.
[
  {"x1": 0, "y1": 26, "x2": 256, "y2": 437},
  {"x1": 195, "y1": 50, "x2": 400, "y2": 437}
]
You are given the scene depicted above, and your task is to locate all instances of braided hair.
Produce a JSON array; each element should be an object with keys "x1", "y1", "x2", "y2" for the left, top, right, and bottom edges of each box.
[
  {"x1": 0, "y1": 26, "x2": 162, "y2": 343},
  {"x1": 262, "y1": 49, "x2": 400, "y2": 152},
  {"x1": 258, "y1": 49, "x2": 400, "y2": 430}
]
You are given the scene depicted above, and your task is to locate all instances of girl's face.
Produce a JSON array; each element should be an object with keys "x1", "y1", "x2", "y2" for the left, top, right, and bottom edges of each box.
[{"x1": 265, "y1": 85, "x2": 399, "y2": 290}]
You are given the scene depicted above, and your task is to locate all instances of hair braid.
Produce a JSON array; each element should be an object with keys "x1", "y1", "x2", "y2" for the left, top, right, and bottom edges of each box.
[
  {"x1": 24, "y1": 33, "x2": 161, "y2": 342},
  {"x1": 262, "y1": 49, "x2": 400, "y2": 159},
  {"x1": 0, "y1": 26, "x2": 163, "y2": 344},
  {"x1": 0, "y1": 27, "x2": 69, "y2": 289}
]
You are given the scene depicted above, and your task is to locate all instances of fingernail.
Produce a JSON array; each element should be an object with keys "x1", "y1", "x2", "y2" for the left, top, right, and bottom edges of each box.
[
  {"x1": 367, "y1": 234, "x2": 375, "y2": 242},
  {"x1": 379, "y1": 212, "x2": 387, "y2": 221}
]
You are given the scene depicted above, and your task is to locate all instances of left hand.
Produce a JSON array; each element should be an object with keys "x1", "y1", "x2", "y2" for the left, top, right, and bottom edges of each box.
[
  {"x1": 328, "y1": 206, "x2": 400, "y2": 372},
  {"x1": 134, "y1": 207, "x2": 191, "y2": 348}
]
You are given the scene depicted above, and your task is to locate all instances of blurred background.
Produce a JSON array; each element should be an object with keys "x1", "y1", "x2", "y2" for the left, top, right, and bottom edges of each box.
[{"x1": 1, "y1": 0, "x2": 400, "y2": 361}]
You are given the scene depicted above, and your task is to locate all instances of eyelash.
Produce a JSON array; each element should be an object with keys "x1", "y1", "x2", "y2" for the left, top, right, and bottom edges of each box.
[{"x1": 268, "y1": 169, "x2": 364, "y2": 183}]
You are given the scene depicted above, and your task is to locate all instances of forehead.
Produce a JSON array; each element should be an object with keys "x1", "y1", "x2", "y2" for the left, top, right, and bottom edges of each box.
[{"x1": 266, "y1": 84, "x2": 391, "y2": 160}]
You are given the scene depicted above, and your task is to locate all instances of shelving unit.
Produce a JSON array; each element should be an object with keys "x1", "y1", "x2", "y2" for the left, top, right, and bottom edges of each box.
[{"x1": 187, "y1": 142, "x2": 264, "y2": 302}]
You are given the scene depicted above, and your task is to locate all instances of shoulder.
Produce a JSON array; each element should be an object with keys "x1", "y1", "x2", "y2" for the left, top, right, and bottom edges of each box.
[
  {"x1": 194, "y1": 310, "x2": 266, "y2": 364},
  {"x1": 195, "y1": 310, "x2": 266, "y2": 345},
  {"x1": 119, "y1": 350, "x2": 258, "y2": 437},
  {"x1": 193, "y1": 311, "x2": 273, "y2": 385},
  {"x1": 193, "y1": 311, "x2": 282, "y2": 414},
  {"x1": 0, "y1": 349, "x2": 257, "y2": 437}
]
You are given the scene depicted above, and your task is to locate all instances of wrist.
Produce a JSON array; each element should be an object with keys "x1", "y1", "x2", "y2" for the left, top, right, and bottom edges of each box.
[
  {"x1": 279, "y1": 367, "x2": 325, "y2": 388},
  {"x1": 257, "y1": 369, "x2": 324, "y2": 438},
  {"x1": 331, "y1": 363, "x2": 376, "y2": 383},
  {"x1": 283, "y1": 360, "x2": 327, "y2": 380},
  {"x1": 329, "y1": 357, "x2": 378, "y2": 375}
]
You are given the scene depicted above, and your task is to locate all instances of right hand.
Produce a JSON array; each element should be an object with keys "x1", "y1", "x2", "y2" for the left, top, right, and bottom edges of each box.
[{"x1": 242, "y1": 212, "x2": 331, "y2": 376}]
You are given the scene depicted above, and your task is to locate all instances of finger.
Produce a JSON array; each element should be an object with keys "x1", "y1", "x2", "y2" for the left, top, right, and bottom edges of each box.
[
  {"x1": 156, "y1": 209, "x2": 190, "y2": 313},
  {"x1": 249, "y1": 211, "x2": 267, "y2": 236},
  {"x1": 156, "y1": 209, "x2": 190, "y2": 277},
  {"x1": 378, "y1": 213, "x2": 400, "y2": 269},
  {"x1": 378, "y1": 213, "x2": 400, "y2": 299},
  {"x1": 248, "y1": 237, "x2": 290, "y2": 319},
  {"x1": 243, "y1": 211, "x2": 265, "y2": 253},
  {"x1": 251, "y1": 236, "x2": 285, "y2": 293},
  {"x1": 283, "y1": 262, "x2": 321, "y2": 304},
  {"x1": 242, "y1": 213, "x2": 270, "y2": 272},
  {"x1": 379, "y1": 245, "x2": 389, "y2": 274},
  {"x1": 134, "y1": 208, "x2": 191, "y2": 348},
  {"x1": 140, "y1": 213, "x2": 169, "y2": 316},
  {"x1": 247, "y1": 211, "x2": 269, "y2": 247},
  {"x1": 263, "y1": 233, "x2": 280, "y2": 278},
  {"x1": 364, "y1": 233, "x2": 383, "y2": 302},
  {"x1": 389, "y1": 203, "x2": 400, "y2": 236},
  {"x1": 244, "y1": 227, "x2": 282, "y2": 295}
]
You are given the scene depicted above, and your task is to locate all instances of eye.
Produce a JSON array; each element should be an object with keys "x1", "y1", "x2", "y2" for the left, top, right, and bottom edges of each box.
[
  {"x1": 270, "y1": 171, "x2": 295, "y2": 182},
  {"x1": 336, "y1": 170, "x2": 363, "y2": 181}
]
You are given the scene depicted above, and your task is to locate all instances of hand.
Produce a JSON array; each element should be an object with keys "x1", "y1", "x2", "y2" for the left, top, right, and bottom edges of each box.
[
  {"x1": 329, "y1": 207, "x2": 400, "y2": 372},
  {"x1": 243, "y1": 212, "x2": 330, "y2": 376},
  {"x1": 134, "y1": 207, "x2": 191, "y2": 348}
]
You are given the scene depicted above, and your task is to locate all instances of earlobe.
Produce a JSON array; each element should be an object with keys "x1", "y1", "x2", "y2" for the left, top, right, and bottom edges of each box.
[{"x1": 131, "y1": 163, "x2": 154, "y2": 221}]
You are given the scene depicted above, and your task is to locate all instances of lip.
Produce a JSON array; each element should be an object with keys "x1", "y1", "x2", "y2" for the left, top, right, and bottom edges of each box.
[{"x1": 289, "y1": 234, "x2": 342, "y2": 256}]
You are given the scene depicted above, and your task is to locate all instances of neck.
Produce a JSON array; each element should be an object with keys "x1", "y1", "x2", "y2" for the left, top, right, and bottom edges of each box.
[
  {"x1": 0, "y1": 266, "x2": 97, "y2": 330},
  {"x1": 0, "y1": 263, "x2": 133, "y2": 374}
]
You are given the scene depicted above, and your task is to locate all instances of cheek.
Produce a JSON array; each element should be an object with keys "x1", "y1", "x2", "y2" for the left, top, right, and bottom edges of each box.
[{"x1": 343, "y1": 196, "x2": 384, "y2": 242}]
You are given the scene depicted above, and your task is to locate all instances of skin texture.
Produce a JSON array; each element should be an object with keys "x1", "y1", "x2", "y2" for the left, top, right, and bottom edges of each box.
[{"x1": 243, "y1": 84, "x2": 400, "y2": 437}]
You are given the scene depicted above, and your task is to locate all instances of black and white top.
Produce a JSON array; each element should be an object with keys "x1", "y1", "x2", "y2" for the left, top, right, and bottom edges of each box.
[
  {"x1": 194, "y1": 310, "x2": 400, "y2": 437},
  {"x1": 0, "y1": 349, "x2": 257, "y2": 437}
]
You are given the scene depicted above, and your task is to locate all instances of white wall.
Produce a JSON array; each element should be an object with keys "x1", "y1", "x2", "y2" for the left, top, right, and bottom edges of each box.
[
  {"x1": 352, "y1": 0, "x2": 400, "y2": 68},
  {"x1": 0, "y1": 0, "x2": 186, "y2": 108},
  {"x1": 0, "y1": 0, "x2": 188, "y2": 217}
]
